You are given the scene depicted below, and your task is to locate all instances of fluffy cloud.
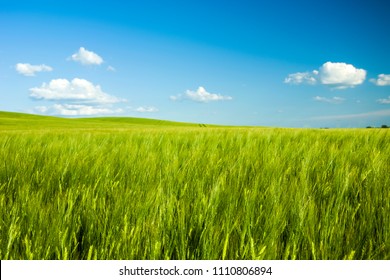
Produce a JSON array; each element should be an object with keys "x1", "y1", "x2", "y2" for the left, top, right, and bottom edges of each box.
[
  {"x1": 70, "y1": 47, "x2": 103, "y2": 65},
  {"x1": 29, "y1": 78, "x2": 123, "y2": 104},
  {"x1": 135, "y1": 106, "x2": 158, "y2": 113},
  {"x1": 284, "y1": 71, "x2": 318, "y2": 85},
  {"x1": 313, "y1": 96, "x2": 345, "y2": 104},
  {"x1": 30, "y1": 78, "x2": 126, "y2": 116},
  {"x1": 35, "y1": 104, "x2": 123, "y2": 116},
  {"x1": 319, "y1": 62, "x2": 366, "y2": 89},
  {"x1": 377, "y1": 96, "x2": 390, "y2": 104},
  {"x1": 16, "y1": 63, "x2": 53, "y2": 76},
  {"x1": 370, "y1": 74, "x2": 390, "y2": 86},
  {"x1": 285, "y1": 62, "x2": 367, "y2": 89},
  {"x1": 170, "y1": 86, "x2": 232, "y2": 103}
]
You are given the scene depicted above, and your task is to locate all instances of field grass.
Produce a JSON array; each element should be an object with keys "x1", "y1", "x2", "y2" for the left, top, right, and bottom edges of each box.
[{"x1": 0, "y1": 111, "x2": 389, "y2": 259}]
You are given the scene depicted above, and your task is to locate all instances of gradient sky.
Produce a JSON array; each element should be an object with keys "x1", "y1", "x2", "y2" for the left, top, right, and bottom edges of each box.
[{"x1": 1, "y1": 0, "x2": 389, "y2": 127}]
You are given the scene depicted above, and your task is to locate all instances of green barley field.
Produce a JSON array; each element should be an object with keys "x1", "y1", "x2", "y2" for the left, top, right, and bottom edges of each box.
[{"x1": 0, "y1": 111, "x2": 389, "y2": 260}]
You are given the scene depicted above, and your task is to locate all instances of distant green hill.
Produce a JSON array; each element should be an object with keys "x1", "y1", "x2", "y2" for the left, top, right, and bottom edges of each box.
[{"x1": 0, "y1": 111, "x2": 209, "y2": 130}]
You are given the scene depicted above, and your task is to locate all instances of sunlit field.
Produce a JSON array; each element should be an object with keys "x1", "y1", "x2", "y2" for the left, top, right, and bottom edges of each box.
[{"x1": 0, "y1": 111, "x2": 389, "y2": 260}]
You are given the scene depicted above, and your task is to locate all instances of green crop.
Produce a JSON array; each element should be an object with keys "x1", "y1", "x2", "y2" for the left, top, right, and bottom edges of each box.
[{"x1": 0, "y1": 111, "x2": 389, "y2": 259}]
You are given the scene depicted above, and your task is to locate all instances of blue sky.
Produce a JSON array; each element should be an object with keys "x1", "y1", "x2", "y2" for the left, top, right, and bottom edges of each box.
[{"x1": 1, "y1": 0, "x2": 389, "y2": 127}]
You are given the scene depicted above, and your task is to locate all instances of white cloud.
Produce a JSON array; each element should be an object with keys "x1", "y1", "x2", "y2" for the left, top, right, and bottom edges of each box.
[
  {"x1": 107, "y1": 65, "x2": 116, "y2": 72},
  {"x1": 313, "y1": 96, "x2": 345, "y2": 104},
  {"x1": 370, "y1": 74, "x2": 390, "y2": 86},
  {"x1": 16, "y1": 63, "x2": 53, "y2": 76},
  {"x1": 284, "y1": 71, "x2": 318, "y2": 85},
  {"x1": 30, "y1": 78, "x2": 126, "y2": 116},
  {"x1": 34, "y1": 106, "x2": 50, "y2": 113},
  {"x1": 70, "y1": 47, "x2": 103, "y2": 65},
  {"x1": 35, "y1": 104, "x2": 123, "y2": 116},
  {"x1": 377, "y1": 96, "x2": 390, "y2": 104},
  {"x1": 170, "y1": 86, "x2": 232, "y2": 103},
  {"x1": 135, "y1": 106, "x2": 158, "y2": 113},
  {"x1": 284, "y1": 62, "x2": 366, "y2": 89},
  {"x1": 319, "y1": 62, "x2": 366, "y2": 89},
  {"x1": 29, "y1": 78, "x2": 124, "y2": 104}
]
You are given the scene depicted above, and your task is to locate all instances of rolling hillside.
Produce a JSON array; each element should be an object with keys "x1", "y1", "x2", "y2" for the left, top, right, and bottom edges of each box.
[{"x1": 0, "y1": 111, "x2": 208, "y2": 130}]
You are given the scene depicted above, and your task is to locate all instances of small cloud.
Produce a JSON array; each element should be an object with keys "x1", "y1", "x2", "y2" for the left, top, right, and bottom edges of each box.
[
  {"x1": 370, "y1": 74, "x2": 390, "y2": 86},
  {"x1": 284, "y1": 71, "x2": 318, "y2": 85},
  {"x1": 135, "y1": 106, "x2": 158, "y2": 113},
  {"x1": 107, "y1": 66, "x2": 116, "y2": 72},
  {"x1": 170, "y1": 86, "x2": 232, "y2": 103},
  {"x1": 169, "y1": 95, "x2": 179, "y2": 101},
  {"x1": 34, "y1": 106, "x2": 50, "y2": 113},
  {"x1": 285, "y1": 62, "x2": 366, "y2": 89},
  {"x1": 16, "y1": 63, "x2": 53, "y2": 76},
  {"x1": 377, "y1": 96, "x2": 390, "y2": 104},
  {"x1": 319, "y1": 62, "x2": 366, "y2": 89},
  {"x1": 29, "y1": 78, "x2": 124, "y2": 104},
  {"x1": 34, "y1": 104, "x2": 123, "y2": 116},
  {"x1": 313, "y1": 96, "x2": 345, "y2": 104},
  {"x1": 70, "y1": 47, "x2": 103, "y2": 65}
]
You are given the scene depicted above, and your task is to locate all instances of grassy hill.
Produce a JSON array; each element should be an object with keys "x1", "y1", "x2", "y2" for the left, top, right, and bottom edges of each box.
[{"x1": 0, "y1": 111, "x2": 208, "y2": 130}]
